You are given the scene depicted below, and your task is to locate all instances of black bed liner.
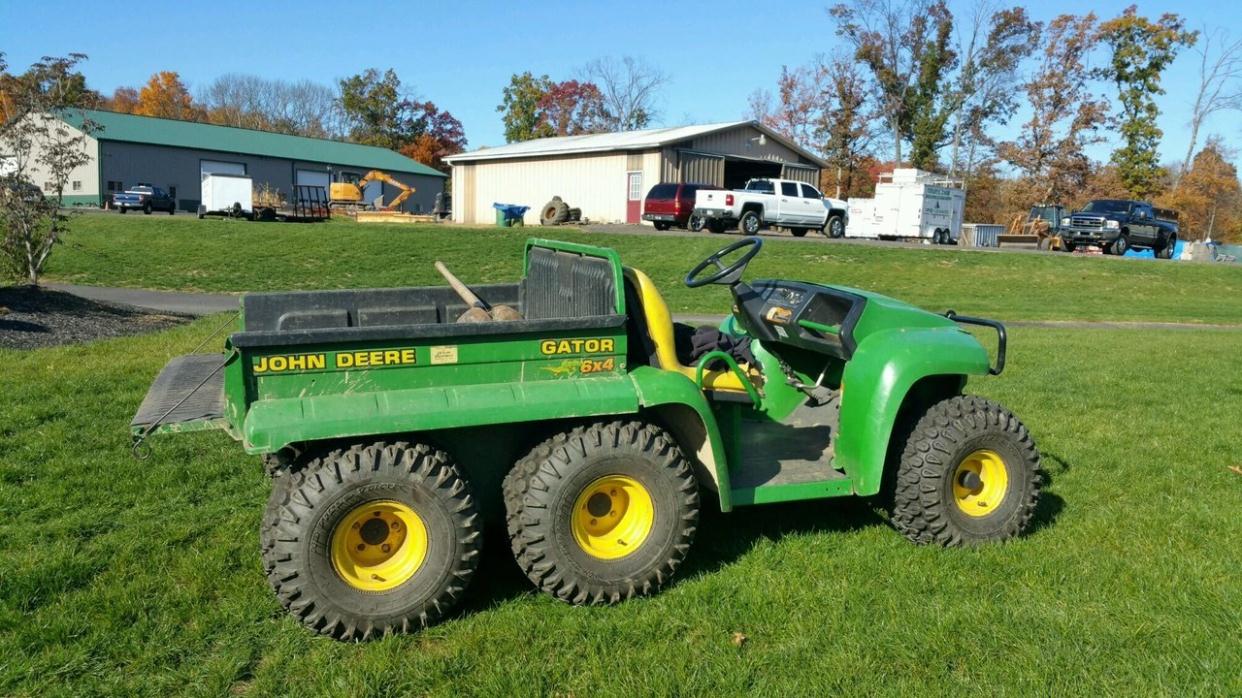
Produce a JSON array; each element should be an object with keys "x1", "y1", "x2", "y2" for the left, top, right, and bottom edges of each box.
[{"x1": 130, "y1": 354, "x2": 226, "y2": 430}]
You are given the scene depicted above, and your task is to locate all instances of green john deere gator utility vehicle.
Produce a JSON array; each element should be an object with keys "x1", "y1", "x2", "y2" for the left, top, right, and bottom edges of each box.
[{"x1": 132, "y1": 237, "x2": 1041, "y2": 640}]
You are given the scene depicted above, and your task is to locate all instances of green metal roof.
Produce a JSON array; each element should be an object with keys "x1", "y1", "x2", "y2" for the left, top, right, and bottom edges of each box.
[{"x1": 62, "y1": 109, "x2": 447, "y2": 178}]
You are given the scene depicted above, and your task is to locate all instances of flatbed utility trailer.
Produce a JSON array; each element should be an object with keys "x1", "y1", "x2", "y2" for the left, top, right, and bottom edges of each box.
[{"x1": 132, "y1": 238, "x2": 1042, "y2": 641}]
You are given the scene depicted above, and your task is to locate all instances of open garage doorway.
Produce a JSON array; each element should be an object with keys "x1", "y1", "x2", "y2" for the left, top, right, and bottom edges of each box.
[{"x1": 723, "y1": 158, "x2": 782, "y2": 189}]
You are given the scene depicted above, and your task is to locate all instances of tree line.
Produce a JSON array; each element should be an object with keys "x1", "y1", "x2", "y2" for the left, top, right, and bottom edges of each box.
[
  {"x1": 0, "y1": 63, "x2": 468, "y2": 172},
  {"x1": 749, "y1": 1, "x2": 1241, "y2": 240}
]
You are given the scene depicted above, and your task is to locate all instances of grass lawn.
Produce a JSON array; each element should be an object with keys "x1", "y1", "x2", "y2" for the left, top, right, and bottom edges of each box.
[
  {"x1": 44, "y1": 214, "x2": 1242, "y2": 324},
  {"x1": 1, "y1": 319, "x2": 1239, "y2": 696}
]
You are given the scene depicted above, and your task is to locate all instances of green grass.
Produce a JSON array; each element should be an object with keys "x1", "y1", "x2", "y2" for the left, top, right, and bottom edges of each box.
[
  {"x1": 1, "y1": 321, "x2": 1239, "y2": 696},
  {"x1": 45, "y1": 214, "x2": 1242, "y2": 324}
]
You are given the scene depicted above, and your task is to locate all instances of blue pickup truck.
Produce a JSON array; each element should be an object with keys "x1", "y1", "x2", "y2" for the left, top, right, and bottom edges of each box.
[{"x1": 114, "y1": 185, "x2": 176, "y2": 215}]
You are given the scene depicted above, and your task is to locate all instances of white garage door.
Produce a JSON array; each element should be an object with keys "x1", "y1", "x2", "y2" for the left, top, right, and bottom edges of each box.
[
  {"x1": 295, "y1": 169, "x2": 330, "y2": 190},
  {"x1": 201, "y1": 160, "x2": 246, "y2": 178}
]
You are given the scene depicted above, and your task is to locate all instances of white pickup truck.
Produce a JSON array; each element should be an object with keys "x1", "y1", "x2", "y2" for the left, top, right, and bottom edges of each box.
[{"x1": 693, "y1": 178, "x2": 849, "y2": 237}]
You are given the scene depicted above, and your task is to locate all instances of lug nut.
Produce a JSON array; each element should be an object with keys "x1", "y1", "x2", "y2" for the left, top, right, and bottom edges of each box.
[
  {"x1": 356, "y1": 543, "x2": 365, "y2": 551},
  {"x1": 381, "y1": 543, "x2": 391, "y2": 553}
]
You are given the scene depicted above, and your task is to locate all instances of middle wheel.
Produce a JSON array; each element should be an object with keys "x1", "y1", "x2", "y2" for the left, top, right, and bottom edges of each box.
[{"x1": 503, "y1": 419, "x2": 699, "y2": 605}]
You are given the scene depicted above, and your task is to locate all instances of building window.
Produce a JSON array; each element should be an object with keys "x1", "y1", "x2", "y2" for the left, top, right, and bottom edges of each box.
[
  {"x1": 44, "y1": 181, "x2": 54, "y2": 191},
  {"x1": 72, "y1": 180, "x2": 82, "y2": 191},
  {"x1": 106, "y1": 180, "x2": 124, "y2": 192}
]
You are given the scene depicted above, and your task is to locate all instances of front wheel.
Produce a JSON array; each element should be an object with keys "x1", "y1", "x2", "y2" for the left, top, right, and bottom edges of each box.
[
  {"x1": 143, "y1": 202, "x2": 152, "y2": 215},
  {"x1": 503, "y1": 420, "x2": 699, "y2": 604},
  {"x1": 824, "y1": 214, "x2": 845, "y2": 238},
  {"x1": 1108, "y1": 234, "x2": 1129, "y2": 256},
  {"x1": 119, "y1": 207, "x2": 128, "y2": 214},
  {"x1": 1063, "y1": 240, "x2": 1076, "y2": 252},
  {"x1": 261, "y1": 441, "x2": 481, "y2": 640},
  {"x1": 890, "y1": 396, "x2": 1041, "y2": 546}
]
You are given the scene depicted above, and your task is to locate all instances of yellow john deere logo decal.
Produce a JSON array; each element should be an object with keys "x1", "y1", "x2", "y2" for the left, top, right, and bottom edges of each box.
[
  {"x1": 254, "y1": 348, "x2": 416, "y2": 374},
  {"x1": 539, "y1": 338, "x2": 615, "y2": 355}
]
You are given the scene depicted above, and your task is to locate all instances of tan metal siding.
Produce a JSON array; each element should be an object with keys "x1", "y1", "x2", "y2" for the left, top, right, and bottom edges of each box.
[
  {"x1": 626, "y1": 153, "x2": 644, "y2": 170},
  {"x1": 689, "y1": 127, "x2": 809, "y2": 165},
  {"x1": 460, "y1": 153, "x2": 630, "y2": 225},
  {"x1": 453, "y1": 164, "x2": 476, "y2": 224},
  {"x1": 680, "y1": 152, "x2": 725, "y2": 185},
  {"x1": 781, "y1": 164, "x2": 818, "y2": 185}
]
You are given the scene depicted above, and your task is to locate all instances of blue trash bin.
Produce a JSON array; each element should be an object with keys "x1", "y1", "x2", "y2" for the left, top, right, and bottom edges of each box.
[{"x1": 492, "y1": 203, "x2": 530, "y2": 228}]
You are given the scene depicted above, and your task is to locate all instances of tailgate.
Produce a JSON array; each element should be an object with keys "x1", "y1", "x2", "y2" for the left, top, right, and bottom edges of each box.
[
  {"x1": 130, "y1": 354, "x2": 229, "y2": 439},
  {"x1": 696, "y1": 190, "x2": 730, "y2": 211}
]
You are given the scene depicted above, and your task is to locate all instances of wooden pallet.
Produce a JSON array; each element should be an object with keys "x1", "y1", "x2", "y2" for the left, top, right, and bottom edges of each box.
[{"x1": 354, "y1": 211, "x2": 438, "y2": 225}]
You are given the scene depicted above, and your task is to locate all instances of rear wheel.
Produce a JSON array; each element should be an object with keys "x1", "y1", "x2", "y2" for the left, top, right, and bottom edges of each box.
[
  {"x1": 890, "y1": 395, "x2": 1041, "y2": 546},
  {"x1": 688, "y1": 213, "x2": 706, "y2": 233},
  {"x1": 503, "y1": 420, "x2": 699, "y2": 604},
  {"x1": 1158, "y1": 233, "x2": 1177, "y2": 259},
  {"x1": 261, "y1": 441, "x2": 481, "y2": 640},
  {"x1": 739, "y1": 210, "x2": 761, "y2": 236},
  {"x1": 707, "y1": 219, "x2": 726, "y2": 234},
  {"x1": 653, "y1": 221, "x2": 670, "y2": 231}
]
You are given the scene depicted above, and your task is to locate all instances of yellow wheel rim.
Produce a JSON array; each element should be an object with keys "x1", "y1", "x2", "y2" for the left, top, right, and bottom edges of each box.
[
  {"x1": 571, "y1": 475, "x2": 655, "y2": 560},
  {"x1": 952, "y1": 449, "x2": 1010, "y2": 517},
  {"x1": 330, "y1": 500, "x2": 428, "y2": 592}
]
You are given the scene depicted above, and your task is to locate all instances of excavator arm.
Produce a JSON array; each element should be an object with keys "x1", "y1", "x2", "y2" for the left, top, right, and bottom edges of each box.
[{"x1": 357, "y1": 170, "x2": 415, "y2": 211}]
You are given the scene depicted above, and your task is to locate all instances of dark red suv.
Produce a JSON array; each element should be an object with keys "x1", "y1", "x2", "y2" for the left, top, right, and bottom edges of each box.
[{"x1": 642, "y1": 182, "x2": 722, "y2": 230}]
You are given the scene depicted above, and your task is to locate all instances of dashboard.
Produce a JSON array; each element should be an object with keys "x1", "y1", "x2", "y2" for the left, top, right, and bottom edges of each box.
[{"x1": 732, "y1": 280, "x2": 866, "y2": 359}]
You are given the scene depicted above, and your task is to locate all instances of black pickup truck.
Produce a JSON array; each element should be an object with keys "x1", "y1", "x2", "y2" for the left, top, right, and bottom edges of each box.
[{"x1": 1060, "y1": 199, "x2": 1179, "y2": 258}]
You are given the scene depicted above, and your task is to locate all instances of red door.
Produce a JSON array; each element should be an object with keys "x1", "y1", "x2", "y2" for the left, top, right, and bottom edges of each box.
[{"x1": 626, "y1": 171, "x2": 642, "y2": 224}]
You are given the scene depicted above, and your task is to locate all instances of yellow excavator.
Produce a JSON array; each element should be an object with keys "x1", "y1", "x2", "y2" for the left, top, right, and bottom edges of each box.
[{"x1": 329, "y1": 170, "x2": 415, "y2": 212}]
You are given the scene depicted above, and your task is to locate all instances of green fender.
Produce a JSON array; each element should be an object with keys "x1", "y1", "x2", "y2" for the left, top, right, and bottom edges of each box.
[
  {"x1": 836, "y1": 327, "x2": 990, "y2": 496},
  {"x1": 242, "y1": 375, "x2": 641, "y2": 454},
  {"x1": 626, "y1": 365, "x2": 734, "y2": 511}
]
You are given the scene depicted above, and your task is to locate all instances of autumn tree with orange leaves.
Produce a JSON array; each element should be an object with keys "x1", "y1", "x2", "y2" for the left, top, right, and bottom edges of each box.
[{"x1": 133, "y1": 71, "x2": 201, "y2": 120}]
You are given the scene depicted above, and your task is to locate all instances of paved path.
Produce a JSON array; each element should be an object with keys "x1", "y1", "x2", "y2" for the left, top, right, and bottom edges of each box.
[
  {"x1": 46, "y1": 283, "x2": 1241, "y2": 331},
  {"x1": 46, "y1": 283, "x2": 239, "y2": 316}
]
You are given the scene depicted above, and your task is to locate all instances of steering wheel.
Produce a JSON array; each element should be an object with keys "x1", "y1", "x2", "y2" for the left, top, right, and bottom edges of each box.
[{"x1": 684, "y1": 237, "x2": 763, "y2": 288}]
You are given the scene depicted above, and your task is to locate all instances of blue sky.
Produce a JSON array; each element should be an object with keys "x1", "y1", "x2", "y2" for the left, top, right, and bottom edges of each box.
[{"x1": 3, "y1": 0, "x2": 1238, "y2": 167}]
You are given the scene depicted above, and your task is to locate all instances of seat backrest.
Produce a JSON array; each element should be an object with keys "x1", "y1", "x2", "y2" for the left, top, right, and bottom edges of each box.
[
  {"x1": 622, "y1": 267, "x2": 682, "y2": 371},
  {"x1": 523, "y1": 246, "x2": 616, "y2": 320}
]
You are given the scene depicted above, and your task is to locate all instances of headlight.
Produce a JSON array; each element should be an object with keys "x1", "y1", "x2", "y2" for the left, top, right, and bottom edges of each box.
[
  {"x1": 1105, "y1": 220, "x2": 1120, "y2": 229},
  {"x1": 1061, "y1": 217, "x2": 1071, "y2": 226}
]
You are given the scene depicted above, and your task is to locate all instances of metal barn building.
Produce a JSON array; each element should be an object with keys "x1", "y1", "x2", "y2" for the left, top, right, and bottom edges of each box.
[
  {"x1": 36, "y1": 110, "x2": 446, "y2": 213},
  {"x1": 445, "y1": 121, "x2": 827, "y2": 226}
]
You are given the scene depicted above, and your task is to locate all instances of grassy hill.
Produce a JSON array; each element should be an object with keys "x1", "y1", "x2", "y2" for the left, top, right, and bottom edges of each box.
[{"x1": 44, "y1": 214, "x2": 1242, "y2": 324}]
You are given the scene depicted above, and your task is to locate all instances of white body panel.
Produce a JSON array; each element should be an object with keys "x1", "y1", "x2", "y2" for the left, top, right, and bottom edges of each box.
[
  {"x1": 694, "y1": 178, "x2": 830, "y2": 228},
  {"x1": 845, "y1": 168, "x2": 965, "y2": 240},
  {"x1": 200, "y1": 174, "x2": 253, "y2": 213}
]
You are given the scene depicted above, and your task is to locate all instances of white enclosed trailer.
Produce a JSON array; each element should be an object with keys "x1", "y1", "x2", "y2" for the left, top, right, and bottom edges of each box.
[
  {"x1": 198, "y1": 173, "x2": 254, "y2": 219},
  {"x1": 845, "y1": 168, "x2": 965, "y2": 244}
]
